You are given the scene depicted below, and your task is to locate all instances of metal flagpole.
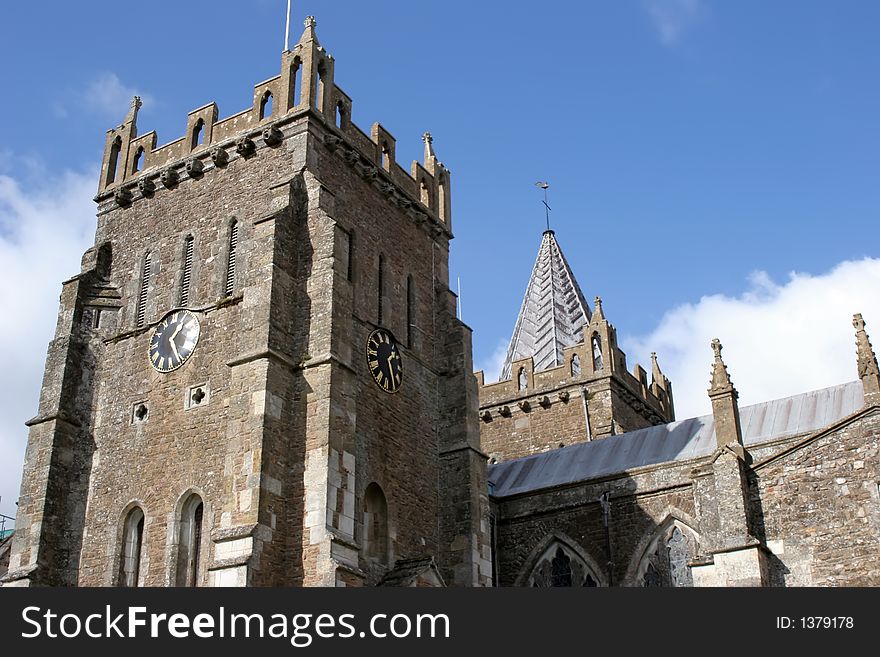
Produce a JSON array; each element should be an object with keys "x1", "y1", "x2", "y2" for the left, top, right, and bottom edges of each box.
[{"x1": 284, "y1": 0, "x2": 292, "y2": 52}]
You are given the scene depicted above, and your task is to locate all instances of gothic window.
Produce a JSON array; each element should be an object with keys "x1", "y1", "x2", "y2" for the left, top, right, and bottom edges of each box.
[
  {"x1": 179, "y1": 235, "x2": 194, "y2": 306},
  {"x1": 571, "y1": 354, "x2": 581, "y2": 376},
  {"x1": 118, "y1": 507, "x2": 144, "y2": 587},
  {"x1": 643, "y1": 563, "x2": 662, "y2": 587},
  {"x1": 175, "y1": 493, "x2": 204, "y2": 587},
  {"x1": 339, "y1": 227, "x2": 353, "y2": 282},
  {"x1": 406, "y1": 275, "x2": 414, "y2": 348},
  {"x1": 528, "y1": 541, "x2": 601, "y2": 587},
  {"x1": 518, "y1": 367, "x2": 528, "y2": 390},
  {"x1": 136, "y1": 252, "x2": 151, "y2": 328},
  {"x1": 132, "y1": 146, "x2": 144, "y2": 174},
  {"x1": 290, "y1": 58, "x2": 302, "y2": 107},
  {"x1": 191, "y1": 118, "x2": 205, "y2": 150},
  {"x1": 363, "y1": 483, "x2": 389, "y2": 565},
  {"x1": 549, "y1": 547, "x2": 573, "y2": 586},
  {"x1": 224, "y1": 220, "x2": 238, "y2": 297},
  {"x1": 377, "y1": 254, "x2": 385, "y2": 325},
  {"x1": 420, "y1": 179, "x2": 431, "y2": 209},
  {"x1": 438, "y1": 178, "x2": 447, "y2": 223},
  {"x1": 316, "y1": 62, "x2": 328, "y2": 111},
  {"x1": 335, "y1": 101, "x2": 346, "y2": 128},
  {"x1": 106, "y1": 136, "x2": 122, "y2": 185},
  {"x1": 638, "y1": 524, "x2": 697, "y2": 588},
  {"x1": 381, "y1": 141, "x2": 391, "y2": 171},
  {"x1": 259, "y1": 90, "x2": 274, "y2": 119},
  {"x1": 592, "y1": 333, "x2": 604, "y2": 371}
]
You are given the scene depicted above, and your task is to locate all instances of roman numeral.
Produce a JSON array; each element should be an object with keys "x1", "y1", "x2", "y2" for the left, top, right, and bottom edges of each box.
[{"x1": 369, "y1": 360, "x2": 379, "y2": 371}]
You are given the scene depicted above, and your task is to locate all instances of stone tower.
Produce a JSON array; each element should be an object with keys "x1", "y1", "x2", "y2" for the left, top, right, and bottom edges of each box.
[
  {"x1": 3, "y1": 17, "x2": 491, "y2": 587},
  {"x1": 476, "y1": 230, "x2": 674, "y2": 463}
]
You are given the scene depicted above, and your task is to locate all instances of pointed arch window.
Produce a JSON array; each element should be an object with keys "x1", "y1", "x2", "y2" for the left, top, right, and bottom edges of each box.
[
  {"x1": 118, "y1": 507, "x2": 145, "y2": 587},
  {"x1": 377, "y1": 254, "x2": 385, "y2": 325},
  {"x1": 335, "y1": 101, "x2": 346, "y2": 128},
  {"x1": 224, "y1": 220, "x2": 239, "y2": 297},
  {"x1": 406, "y1": 274, "x2": 414, "y2": 348},
  {"x1": 259, "y1": 90, "x2": 274, "y2": 119},
  {"x1": 175, "y1": 494, "x2": 204, "y2": 587},
  {"x1": 132, "y1": 146, "x2": 145, "y2": 174},
  {"x1": 316, "y1": 62, "x2": 328, "y2": 111},
  {"x1": 136, "y1": 252, "x2": 151, "y2": 328},
  {"x1": 638, "y1": 523, "x2": 698, "y2": 588},
  {"x1": 381, "y1": 142, "x2": 391, "y2": 171},
  {"x1": 518, "y1": 367, "x2": 528, "y2": 390},
  {"x1": 438, "y1": 178, "x2": 447, "y2": 223},
  {"x1": 179, "y1": 235, "x2": 194, "y2": 306},
  {"x1": 106, "y1": 136, "x2": 122, "y2": 186},
  {"x1": 591, "y1": 333, "x2": 604, "y2": 371},
  {"x1": 571, "y1": 354, "x2": 581, "y2": 376},
  {"x1": 420, "y1": 179, "x2": 431, "y2": 209},
  {"x1": 191, "y1": 119, "x2": 205, "y2": 150},
  {"x1": 528, "y1": 541, "x2": 601, "y2": 587},
  {"x1": 289, "y1": 58, "x2": 302, "y2": 108},
  {"x1": 363, "y1": 483, "x2": 389, "y2": 565}
]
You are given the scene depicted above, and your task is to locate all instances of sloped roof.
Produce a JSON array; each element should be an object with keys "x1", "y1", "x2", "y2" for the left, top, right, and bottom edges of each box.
[
  {"x1": 377, "y1": 557, "x2": 446, "y2": 587},
  {"x1": 489, "y1": 380, "x2": 864, "y2": 497},
  {"x1": 500, "y1": 231, "x2": 591, "y2": 380}
]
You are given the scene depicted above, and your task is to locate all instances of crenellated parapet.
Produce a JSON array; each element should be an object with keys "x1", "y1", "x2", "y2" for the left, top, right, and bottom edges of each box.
[
  {"x1": 476, "y1": 296, "x2": 675, "y2": 462},
  {"x1": 95, "y1": 16, "x2": 452, "y2": 235}
]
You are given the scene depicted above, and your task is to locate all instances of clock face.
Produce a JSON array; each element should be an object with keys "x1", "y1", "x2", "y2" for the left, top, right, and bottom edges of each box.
[
  {"x1": 366, "y1": 328, "x2": 402, "y2": 394},
  {"x1": 148, "y1": 309, "x2": 201, "y2": 373}
]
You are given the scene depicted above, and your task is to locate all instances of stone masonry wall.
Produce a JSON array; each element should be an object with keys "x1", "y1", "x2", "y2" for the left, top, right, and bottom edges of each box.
[
  {"x1": 76, "y1": 118, "x2": 314, "y2": 586},
  {"x1": 494, "y1": 462, "x2": 699, "y2": 587},
  {"x1": 751, "y1": 408, "x2": 880, "y2": 586}
]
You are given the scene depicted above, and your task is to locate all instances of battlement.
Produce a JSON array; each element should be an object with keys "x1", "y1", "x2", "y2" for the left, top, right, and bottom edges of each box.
[
  {"x1": 95, "y1": 16, "x2": 452, "y2": 233},
  {"x1": 476, "y1": 297, "x2": 675, "y2": 460},
  {"x1": 476, "y1": 336, "x2": 670, "y2": 418}
]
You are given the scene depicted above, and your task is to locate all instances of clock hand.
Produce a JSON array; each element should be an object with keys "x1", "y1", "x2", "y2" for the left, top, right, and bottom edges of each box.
[{"x1": 169, "y1": 324, "x2": 183, "y2": 361}]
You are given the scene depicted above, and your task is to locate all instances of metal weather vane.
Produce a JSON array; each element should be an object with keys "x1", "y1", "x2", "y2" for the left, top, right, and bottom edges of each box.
[{"x1": 535, "y1": 181, "x2": 551, "y2": 232}]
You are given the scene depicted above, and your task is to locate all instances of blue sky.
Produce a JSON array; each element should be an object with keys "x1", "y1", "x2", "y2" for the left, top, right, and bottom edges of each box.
[{"x1": 1, "y1": 1, "x2": 879, "y2": 520}]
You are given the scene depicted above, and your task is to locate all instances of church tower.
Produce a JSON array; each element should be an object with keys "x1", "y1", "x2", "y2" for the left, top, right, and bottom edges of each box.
[
  {"x1": 3, "y1": 17, "x2": 491, "y2": 587},
  {"x1": 476, "y1": 230, "x2": 674, "y2": 463}
]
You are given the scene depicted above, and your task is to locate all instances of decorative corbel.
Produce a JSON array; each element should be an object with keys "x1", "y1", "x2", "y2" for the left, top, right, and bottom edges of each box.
[
  {"x1": 262, "y1": 126, "x2": 283, "y2": 147},
  {"x1": 210, "y1": 147, "x2": 229, "y2": 167},
  {"x1": 160, "y1": 168, "x2": 178, "y2": 188},
  {"x1": 236, "y1": 136, "x2": 256, "y2": 158}
]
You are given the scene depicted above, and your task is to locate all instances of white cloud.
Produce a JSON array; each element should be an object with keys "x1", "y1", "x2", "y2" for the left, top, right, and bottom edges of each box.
[
  {"x1": 55, "y1": 72, "x2": 154, "y2": 121},
  {"x1": 0, "y1": 160, "x2": 97, "y2": 519},
  {"x1": 476, "y1": 338, "x2": 510, "y2": 383},
  {"x1": 623, "y1": 259, "x2": 880, "y2": 420},
  {"x1": 645, "y1": 0, "x2": 704, "y2": 46}
]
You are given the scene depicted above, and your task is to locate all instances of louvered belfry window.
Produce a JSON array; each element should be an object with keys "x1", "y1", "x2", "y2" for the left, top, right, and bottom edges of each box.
[
  {"x1": 180, "y1": 236, "x2": 194, "y2": 306},
  {"x1": 377, "y1": 254, "x2": 385, "y2": 325},
  {"x1": 225, "y1": 220, "x2": 238, "y2": 297},
  {"x1": 136, "y1": 252, "x2": 151, "y2": 328},
  {"x1": 406, "y1": 274, "x2": 414, "y2": 347}
]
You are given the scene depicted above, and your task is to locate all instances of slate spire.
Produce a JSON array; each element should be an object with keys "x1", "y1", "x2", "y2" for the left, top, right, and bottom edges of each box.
[{"x1": 500, "y1": 231, "x2": 591, "y2": 380}]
